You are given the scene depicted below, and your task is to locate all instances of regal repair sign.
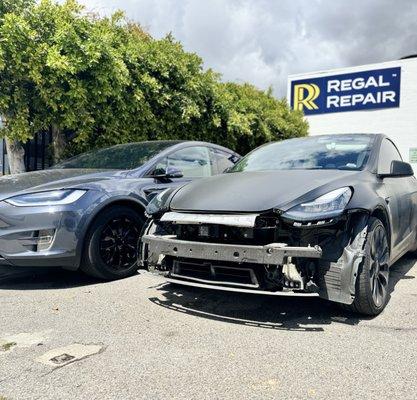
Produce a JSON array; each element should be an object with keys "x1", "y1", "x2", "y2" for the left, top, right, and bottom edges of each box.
[{"x1": 290, "y1": 67, "x2": 401, "y2": 115}]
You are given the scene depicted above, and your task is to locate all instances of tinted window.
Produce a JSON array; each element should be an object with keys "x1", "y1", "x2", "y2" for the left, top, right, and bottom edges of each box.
[
  {"x1": 154, "y1": 146, "x2": 212, "y2": 178},
  {"x1": 231, "y1": 134, "x2": 374, "y2": 172},
  {"x1": 378, "y1": 139, "x2": 403, "y2": 175},
  {"x1": 53, "y1": 141, "x2": 179, "y2": 170},
  {"x1": 212, "y1": 148, "x2": 236, "y2": 173}
]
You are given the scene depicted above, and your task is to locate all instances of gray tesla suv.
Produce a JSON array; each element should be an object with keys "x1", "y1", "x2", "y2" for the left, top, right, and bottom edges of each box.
[{"x1": 0, "y1": 140, "x2": 239, "y2": 280}]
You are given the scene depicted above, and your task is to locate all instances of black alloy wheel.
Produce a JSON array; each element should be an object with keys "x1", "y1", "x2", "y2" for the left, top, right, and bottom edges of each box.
[
  {"x1": 346, "y1": 217, "x2": 390, "y2": 316},
  {"x1": 99, "y1": 216, "x2": 141, "y2": 271},
  {"x1": 368, "y1": 223, "x2": 390, "y2": 308},
  {"x1": 81, "y1": 206, "x2": 144, "y2": 280}
]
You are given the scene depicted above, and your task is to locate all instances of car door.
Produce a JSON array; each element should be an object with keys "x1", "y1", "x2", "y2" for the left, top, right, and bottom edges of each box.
[
  {"x1": 377, "y1": 138, "x2": 416, "y2": 254},
  {"x1": 143, "y1": 145, "x2": 214, "y2": 201}
]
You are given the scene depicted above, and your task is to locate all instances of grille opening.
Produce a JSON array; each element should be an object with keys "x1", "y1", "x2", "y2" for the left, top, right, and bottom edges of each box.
[
  {"x1": 172, "y1": 259, "x2": 258, "y2": 287},
  {"x1": 214, "y1": 266, "x2": 253, "y2": 284},
  {"x1": 176, "y1": 261, "x2": 211, "y2": 280}
]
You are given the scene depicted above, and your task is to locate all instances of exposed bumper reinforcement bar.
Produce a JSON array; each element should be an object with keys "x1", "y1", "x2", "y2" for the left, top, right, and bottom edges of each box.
[
  {"x1": 142, "y1": 234, "x2": 322, "y2": 265},
  {"x1": 165, "y1": 277, "x2": 320, "y2": 297}
]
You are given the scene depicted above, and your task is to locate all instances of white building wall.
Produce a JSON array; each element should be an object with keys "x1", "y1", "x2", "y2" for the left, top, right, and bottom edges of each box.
[{"x1": 287, "y1": 58, "x2": 417, "y2": 170}]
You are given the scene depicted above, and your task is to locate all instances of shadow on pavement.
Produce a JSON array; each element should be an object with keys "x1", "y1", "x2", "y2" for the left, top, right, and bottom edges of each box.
[
  {"x1": 149, "y1": 255, "x2": 416, "y2": 332},
  {"x1": 0, "y1": 267, "x2": 102, "y2": 290},
  {"x1": 387, "y1": 254, "x2": 416, "y2": 296}
]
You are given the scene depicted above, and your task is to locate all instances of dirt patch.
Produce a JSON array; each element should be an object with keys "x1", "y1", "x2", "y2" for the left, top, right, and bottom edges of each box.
[
  {"x1": 0, "y1": 342, "x2": 17, "y2": 352},
  {"x1": 0, "y1": 331, "x2": 50, "y2": 354}
]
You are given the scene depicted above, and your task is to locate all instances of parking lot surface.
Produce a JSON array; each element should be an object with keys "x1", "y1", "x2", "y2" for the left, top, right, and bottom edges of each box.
[{"x1": 1, "y1": 256, "x2": 417, "y2": 400}]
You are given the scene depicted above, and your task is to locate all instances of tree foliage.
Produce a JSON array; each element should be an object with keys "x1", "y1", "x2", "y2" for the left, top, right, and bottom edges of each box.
[
  {"x1": 0, "y1": 0, "x2": 35, "y2": 18},
  {"x1": 0, "y1": 0, "x2": 308, "y2": 172}
]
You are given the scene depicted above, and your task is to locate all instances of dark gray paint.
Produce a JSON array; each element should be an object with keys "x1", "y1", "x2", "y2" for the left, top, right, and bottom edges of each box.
[{"x1": 0, "y1": 141, "x2": 239, "y2": 270}]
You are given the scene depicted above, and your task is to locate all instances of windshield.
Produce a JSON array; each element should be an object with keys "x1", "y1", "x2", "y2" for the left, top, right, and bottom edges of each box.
[
  {"x1": 231, "y1": 134, "x2": 375, "y2": 172},
  {"x1": 53, "y1": 141, "x2": 180, "y2": 170}
]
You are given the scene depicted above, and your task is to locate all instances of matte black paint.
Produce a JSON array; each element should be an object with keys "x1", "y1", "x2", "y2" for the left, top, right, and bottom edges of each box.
[{"x1": 167, "y1": 134, "x2": 417, "y2": 269}]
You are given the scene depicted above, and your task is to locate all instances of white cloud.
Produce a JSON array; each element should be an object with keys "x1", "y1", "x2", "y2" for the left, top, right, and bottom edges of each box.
[{"x1": 79, "y1": 0, "x2": 417, "y2": 98}]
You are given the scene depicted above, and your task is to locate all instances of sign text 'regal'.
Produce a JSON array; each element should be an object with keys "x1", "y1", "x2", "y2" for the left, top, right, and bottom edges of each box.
[{"x1": 290, "y1": 67, "x2": 401, "y2": 115}]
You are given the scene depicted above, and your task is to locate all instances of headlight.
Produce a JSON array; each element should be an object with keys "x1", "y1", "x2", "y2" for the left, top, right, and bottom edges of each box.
[
  {"x1": 146, "y1": 188, "x2": 176, "y2": 216},
  {"x1": 282, "y1": 187, "x2": 352, "y2": 222},
  {"x1": 5, "y1": 189, "x2": 87, "y2": 207}
]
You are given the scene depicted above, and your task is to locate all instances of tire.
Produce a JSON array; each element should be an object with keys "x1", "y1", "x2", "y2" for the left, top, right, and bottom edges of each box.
[
  {"x1": 81, "y1": 206, "x2": 144, "y2": 280},
  {"x1": 344, "y1": 217, "x2": 390, "y2": 316}
]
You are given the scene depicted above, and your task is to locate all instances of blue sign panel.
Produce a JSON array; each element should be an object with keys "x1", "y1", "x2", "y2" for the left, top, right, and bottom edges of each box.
[{"x1": 290, "y1": 67, "x2": 401, "y2": 115}]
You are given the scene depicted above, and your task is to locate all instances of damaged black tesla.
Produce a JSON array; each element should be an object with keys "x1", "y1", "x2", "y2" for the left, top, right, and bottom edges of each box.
[{"x1": 142, "y1": 134, "x2": 417, "y2": 315}]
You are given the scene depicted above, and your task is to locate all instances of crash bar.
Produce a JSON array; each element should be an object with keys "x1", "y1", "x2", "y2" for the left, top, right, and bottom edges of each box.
[{"x1": 142, "y1": 234, "x2": 322, "y2": 265}]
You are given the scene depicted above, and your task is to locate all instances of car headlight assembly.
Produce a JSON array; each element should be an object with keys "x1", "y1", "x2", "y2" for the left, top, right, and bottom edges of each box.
[
  {"x1": 5, "y1": 189, "x2": 87, "y2": 207},
  {"x1": 282, "y1": 187, "x2": 353, "y2": 222},
  {"x1": 146, "y1": 188, "x2": 176, "y2": 216}
]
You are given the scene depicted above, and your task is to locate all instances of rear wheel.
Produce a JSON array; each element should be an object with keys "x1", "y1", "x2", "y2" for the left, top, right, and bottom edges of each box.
[
  {"x1": 81, "y1": 206, "x2": 144, "y2": 280},
  {"x1": 345, "y1": 217, "x2": 390, "y2": 316}
]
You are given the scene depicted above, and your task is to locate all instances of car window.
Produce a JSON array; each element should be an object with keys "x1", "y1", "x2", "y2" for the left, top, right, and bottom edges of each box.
[
  {"x1": 230, "y1": 134, "x2": 374, "y2": 172},
  {"x1": 52, "y1": 141, "x2": 180, "y2": 170},
  {"x1": 212, "y1": 148, "x2": 236, "y2": 173},
  {"x1": 378, "y1": 139, "x2": 403, "y2": 175},
  {"x1": 154, "y1": 146, "x2": 212, "y2": 178}
]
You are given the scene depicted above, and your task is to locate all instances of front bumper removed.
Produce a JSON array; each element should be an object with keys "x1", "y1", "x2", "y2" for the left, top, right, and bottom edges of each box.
[
  {"x1": 142, "y1": 234, "x2": 323, "y2": 295},
  {"x1": 142, "y1": 211, "x2": 370, "y2": 305}
]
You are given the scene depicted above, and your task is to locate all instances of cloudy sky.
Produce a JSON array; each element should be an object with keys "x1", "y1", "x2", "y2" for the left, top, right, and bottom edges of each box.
[{"x1": 79, "y1": 0, "x2": 417, "y2": 98}]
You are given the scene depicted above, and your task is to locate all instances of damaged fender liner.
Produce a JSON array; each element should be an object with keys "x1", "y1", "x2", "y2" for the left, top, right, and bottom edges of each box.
[
  {"x1": 142, "y1": 234, "x2": 322, "y2": 265},
  {"x1": 317, "y1": 212, "x2": 369, "y2": 305}
]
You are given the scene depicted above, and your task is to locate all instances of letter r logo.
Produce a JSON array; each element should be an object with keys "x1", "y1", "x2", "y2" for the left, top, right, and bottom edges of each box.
[{"x1": 293, "y1": 83, "x2": 320, "y2": 111}]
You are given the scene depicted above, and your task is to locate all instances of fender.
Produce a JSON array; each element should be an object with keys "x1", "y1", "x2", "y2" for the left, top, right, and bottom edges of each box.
[{"x1": 64, "y1": 194, "x2": 148, "y2": 271}]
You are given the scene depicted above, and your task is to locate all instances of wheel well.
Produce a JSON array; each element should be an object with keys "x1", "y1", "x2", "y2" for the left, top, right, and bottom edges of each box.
[
  {"x1": 371, "y1": 207, "x2": 391, "y2": 251},
  {"x1": 98, "y1": 200, "x2": 147, "y2": 220},
  {"x1": 77, "y1": 199, "x2": 147, "y2": 269}
]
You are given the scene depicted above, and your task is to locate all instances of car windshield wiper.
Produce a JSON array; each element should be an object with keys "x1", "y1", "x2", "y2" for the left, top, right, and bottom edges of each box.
[{"x1": 336, "y1": 166, "x2": 359, "y2": 170}]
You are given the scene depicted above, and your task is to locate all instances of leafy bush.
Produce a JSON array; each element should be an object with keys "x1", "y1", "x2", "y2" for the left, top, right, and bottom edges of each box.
[{"x1": 0, "y1": 0, "x2": 308, "y2": 173}]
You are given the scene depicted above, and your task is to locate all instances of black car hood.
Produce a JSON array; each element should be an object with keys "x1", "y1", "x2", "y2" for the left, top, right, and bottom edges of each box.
[
  {"x1": 170, "y1": 170, "x2": 361, "y2": 213},
  {"x1": 0, "y1": 169, "x2": 124, "y2": 200}
]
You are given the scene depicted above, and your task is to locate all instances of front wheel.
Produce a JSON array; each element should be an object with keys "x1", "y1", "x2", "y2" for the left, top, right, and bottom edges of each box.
[
  {"x1": 346, "y1": 217, "x2": 390, "y2": 316},
  {"x1": 81, "y1": 206, "x2": 144, "y2": 280}
]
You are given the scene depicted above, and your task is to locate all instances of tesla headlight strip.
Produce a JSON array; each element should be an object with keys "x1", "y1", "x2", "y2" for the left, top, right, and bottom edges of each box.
[
  {"x1": 282, "y1": 187, "x2": 353, "y2": 222},
  {"x1": 5, "y1": 189, "x2": 87, "y2": 207}
]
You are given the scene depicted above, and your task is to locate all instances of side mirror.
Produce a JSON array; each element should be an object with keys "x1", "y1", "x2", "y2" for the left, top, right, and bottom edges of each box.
[
  {"x1": 153, "y1": 166, "x2": 184, "y2": 180},
  {"x1": 379, "y1": 160, "x2": 414, "y2": 178}
]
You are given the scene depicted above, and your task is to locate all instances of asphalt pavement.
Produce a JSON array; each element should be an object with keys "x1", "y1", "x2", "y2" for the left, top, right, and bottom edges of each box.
[{"x1": 0, "y1": 255, "x2": 416, "y2": 400}]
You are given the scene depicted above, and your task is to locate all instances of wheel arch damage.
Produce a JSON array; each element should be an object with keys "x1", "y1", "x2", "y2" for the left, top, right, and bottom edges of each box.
[{"x1": 317, "y1": 211, "x2": 370, "y2": 304}]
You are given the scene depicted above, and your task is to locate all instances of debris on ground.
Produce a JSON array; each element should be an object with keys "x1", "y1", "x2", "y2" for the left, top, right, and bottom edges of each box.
[{"x1": 36, "y1": 343, "x2": 104, "y2": 367}]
